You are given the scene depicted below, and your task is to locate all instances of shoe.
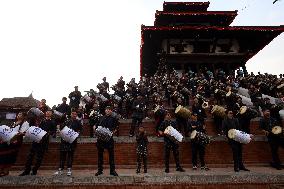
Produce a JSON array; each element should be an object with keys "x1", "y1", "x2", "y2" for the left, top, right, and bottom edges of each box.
[
  {"x1": 201, "y1": 166, "x2": 210, "y2": 171},
  {"x1": 165, "y1": 168, "x2": 169, "y2": 173},
  {"x1": 31, "y1": 170, "x2": 37, "y2": 175},
  {"x1": 270, "y1": 162, "x2": 282, "y2": 170},
  {"x1": 54, "y1": 168, "x2": 63, "y2": 175},
  {"x1": 110, "y1": 170, "x2": 118, "y2": 176},
  {"x1": 95, "y1": 171, "x2": 103, "y2": 176},
  {"x1": 19, "y1": 171, "x2": 30, "y2": 176},
  {"x1": 276, "y1": 166, "x2": 282, "y2": 170},
  {"x1": 240, "y1": 167, "x2": 250, "y2": 171},
  {"x1": 129, "y1": 134, "x2": 134, "y2": 137},
  {"x1": 192, "y1": 166, "x2": 197, "y2": 170},
  {"x1": 66, "y1": 168, "x2": 72, "y2": 176},
  {"x1": 176, "y1": 167, "x2": 185, "y2": 172}
]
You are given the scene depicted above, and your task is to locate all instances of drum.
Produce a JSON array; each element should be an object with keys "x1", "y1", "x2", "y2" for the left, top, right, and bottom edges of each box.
[
  {"x1": 0, "y1": 125, "x2": 19, "y2": 143},
  {"x1": 164, "y1": 126, "x2": 183, "y2": 143},
  {"x1": 27, "y1": 107, "x2": 44, "y2": 119},
  {"x1": 53, "y1": 110, "x2": 64, "y2": 118},
  {"x1": 175, "y1": 105, "x2": 191, "y2": 119},
  {"x1": 271, "y1": 126, "x2": 282, "y2": 135},
  {"x1": 82, "y1": 94, "x2": 92, "y2": 103},
  {"x1": 94, "y1": 126, "x2": 113, "y2": 142},
  {"x1": 228, "y1": 129, "x2": 252, "y2": 144},
  {"x1": 239, "y1": 95, "x2": 253, "y2": 107},
  {"x1": 239, "y1": 106, "x2": 258, "y2": 119},
  {"x1": 99, "y1": 94, "x2": 108, "y2": 102},
  {"x1": 113, "y1": 95, "x2": 122, "y2": 101},
  {"x1": 60, "y1": 126, "x2": 79, "y2": 143},
  {"x1": 211, "y1": 105, "x2": 226, "y2": 118},
  {"x1": 190, "y1": 130, "x2": 210, "y2": 146},
  {"x1": 25, "y1": 126, "x2": 47, "y2": 143}
]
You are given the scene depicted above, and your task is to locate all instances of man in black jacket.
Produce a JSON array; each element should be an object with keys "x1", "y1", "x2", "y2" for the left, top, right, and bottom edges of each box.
[
  {"x1": 158, "y1": 111, "x2": 185, "y2": 173},
  {"x1": 19, "y1": 110, "x2": 56, "y2": 176},
  {"x1": 54, "y1": 110, "x2": 82, "y2": 176},
  {"x1": 94, "y1": 106, "x2": 118, "y2": 176},
  {"x1": 222, "y1": 110, "x2": 249, "y2": 172},
  {"x1": 259, "y1": 109, "x2": 283, "y2": 170}
]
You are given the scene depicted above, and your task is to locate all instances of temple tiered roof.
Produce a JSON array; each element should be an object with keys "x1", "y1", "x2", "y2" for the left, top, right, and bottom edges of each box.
[{"x1": 140, "y1": 1, "x2": 284, "y2": 76}]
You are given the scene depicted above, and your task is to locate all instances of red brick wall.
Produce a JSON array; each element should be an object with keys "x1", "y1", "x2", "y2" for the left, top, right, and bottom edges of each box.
[
  {"x1": 14, "y1": 140, "x2": 284, "y2": 168},
  {"x1": 81, "y1": 119, "x2": 271, "y2": 137}
]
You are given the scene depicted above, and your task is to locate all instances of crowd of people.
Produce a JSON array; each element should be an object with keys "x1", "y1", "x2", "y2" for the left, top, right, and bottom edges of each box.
[{"x1": 0, "y1": 58, "x2": 284, "y2": 177}]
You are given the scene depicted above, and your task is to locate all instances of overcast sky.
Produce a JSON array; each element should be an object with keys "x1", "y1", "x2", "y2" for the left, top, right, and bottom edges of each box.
[{"x1": 0, "y1": 0, "x2": 283, "y2": 107}]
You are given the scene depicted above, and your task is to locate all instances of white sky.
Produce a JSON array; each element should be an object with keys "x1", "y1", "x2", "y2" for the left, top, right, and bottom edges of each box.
[{"x1": 0, "y1": 0, "x2": 283, "y2": 107}]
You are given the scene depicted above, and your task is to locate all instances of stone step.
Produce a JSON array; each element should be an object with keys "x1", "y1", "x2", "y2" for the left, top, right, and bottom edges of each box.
[{"x1": 2, "y1": 167, "x2": 284, "y2": 188}]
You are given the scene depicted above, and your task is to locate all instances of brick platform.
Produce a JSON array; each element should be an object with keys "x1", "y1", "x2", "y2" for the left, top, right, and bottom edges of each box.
[{"x1": 12, "y1": 118, "x2": 284, "y2": 169}]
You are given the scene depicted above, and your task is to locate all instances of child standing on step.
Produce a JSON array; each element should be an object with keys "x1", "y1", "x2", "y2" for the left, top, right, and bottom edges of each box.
[{"x1": 136, "y1": 126, "x2": 148, "y2": 174}]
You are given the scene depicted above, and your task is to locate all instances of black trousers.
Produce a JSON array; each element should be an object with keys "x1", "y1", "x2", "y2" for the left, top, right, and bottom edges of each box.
[
  {"x1": 97, "y1": 140, "x2": 115, "y2": 172},
  {"x1": 59, "y1": 150, "x2": 74, "y2": 169},
  {"x1": 130, "y1": 117, "x2": 142, "y2": 136},
  {"x1": 191, "y1": 142, "x2": 205, "y2": 167},
  {"x1": 24, "y1": 142, "x2": 47, "y2": 172},
  {"x1": 164, "y1": 143, "x2": 181, "y2": 169},
  {"x1": 137, "y1": 154, "x2": 147, "y2": 171},
  {"x1": 213, "y1": 117, "x2": 223, "y2": 134},
  {"x1": 268, "y1": 136, "x2": 284, "y2": 167},
  {"x1": 229, "y1": 140, "x2": 245, "y2": 170}
]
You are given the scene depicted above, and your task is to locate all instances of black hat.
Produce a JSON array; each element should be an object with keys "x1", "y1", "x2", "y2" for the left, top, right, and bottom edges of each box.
[{"x1": 105, "y1": 106, "x2": 113, "y2": 110}]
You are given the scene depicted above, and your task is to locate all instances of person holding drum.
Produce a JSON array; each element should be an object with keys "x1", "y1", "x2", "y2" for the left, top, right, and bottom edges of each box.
[
  {"x1": 54, "y1": 110, "x2": 82, "y2": 176},
  {"x1": 19, "y1": 110, "x2": 56, "y2": 176},
  {"x1": 56, "y1": 97, "x2": 71, "y2": 117},
  {"x1": 158, "y1": 111, "x2": 185, "y2": 173},
  {"x1": 259, "y1": 108, "x2": 284, "y2": 170},
  {"x1": 192, "y1": 98, "x2": 207, "y2": 125},
  {"x1": 174, "y1": 97, "x2": 189, "y2": 137},
  {"x1": 189, "y1": 113, "x2": 209, "y2": 171},
  {"x1": 222, "y1": 110, "x2": 249, "y2": 172},
  {"x1": 94, "y1": 106, "x2": 119, "y2": 176},
  {"x1": 0, "y1": 112, "x2": 29, "y2": 177}
]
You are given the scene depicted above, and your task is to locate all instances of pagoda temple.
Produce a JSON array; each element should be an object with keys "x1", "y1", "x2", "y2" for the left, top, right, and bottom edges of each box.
[{"x1": 140, "y1": 1, "x2": 284, "y2": 76}]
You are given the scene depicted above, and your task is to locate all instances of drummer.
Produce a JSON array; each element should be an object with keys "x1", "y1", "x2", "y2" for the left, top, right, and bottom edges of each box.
[
  {"x1": 54, "y1": 110, "x2": 82, "y2": 176},
  {"x1": 189, "y1": 113, "x2": 209, "y2": 171},
  {"x1": 174, "y1": 97, "x2": 189, "y2": 137},
  {"x1": 158, "y1": 111, "x2": 185, "y2": 173},
  {"x1": 0, "y1": 112, "x2": 29, "y2": 177},
  {"x1": 222, "y1": 110, "x2": 250, "y2": 172},
  {"x1": 19, "y1": 110, "x2": 57, "y2": 176},
  {"x1": 259, "y1": 108, "x2": 283, "y2": 170}
]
